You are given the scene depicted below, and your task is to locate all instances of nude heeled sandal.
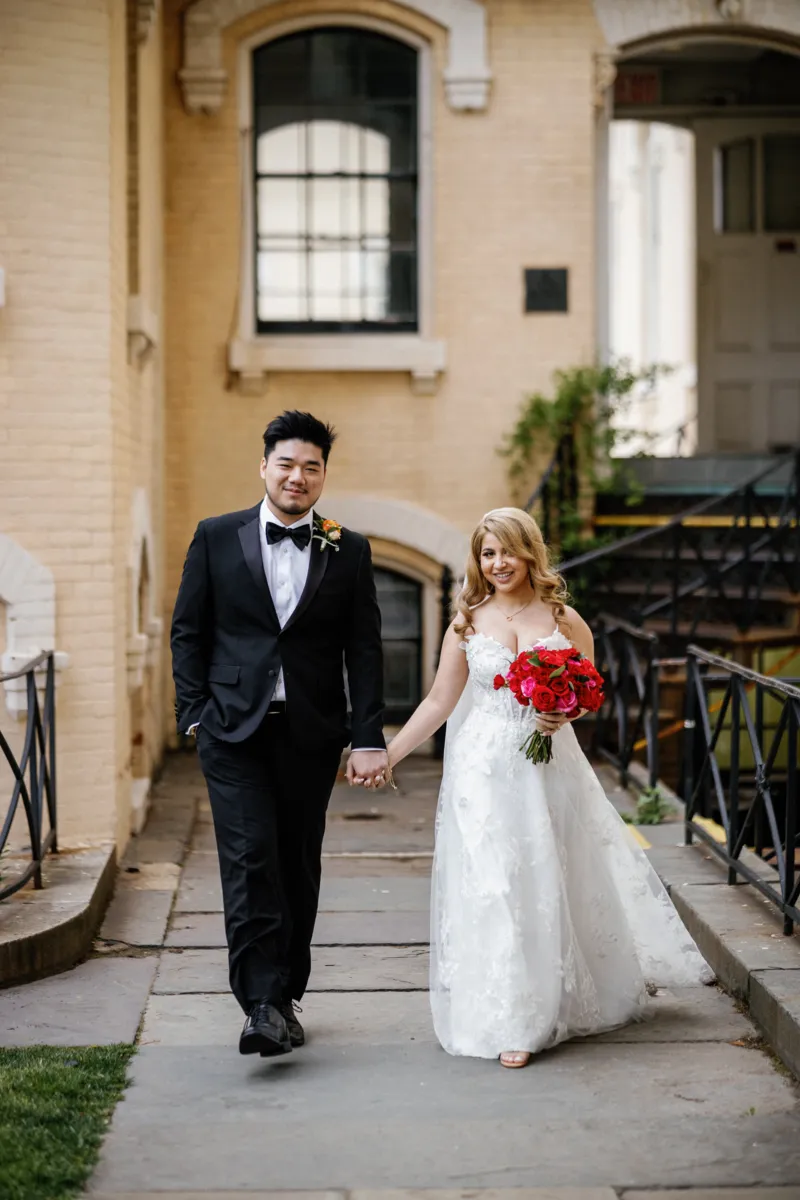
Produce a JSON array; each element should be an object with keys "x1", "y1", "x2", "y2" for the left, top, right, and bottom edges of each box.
[{"x1": 500, "y1": 1051, "x2": 531, "y2": 1069}]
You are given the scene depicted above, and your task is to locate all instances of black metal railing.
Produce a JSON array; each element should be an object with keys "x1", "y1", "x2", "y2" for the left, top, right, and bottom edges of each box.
[
  {"x1": 560, "y1": 450, "x2": 800, "y2": 640},
  {"x1": 524, "y1": 433, "x2": 579, "y2": 548},
  {"x1": 0, "y1": 653, "x2": 58, "y2": 901},
  {"x1": 684, "y1": 646, "x2": 800, "y2": 935},
  {"x1": 591, "y1": 615, "x2": 662, "y2": 790}
]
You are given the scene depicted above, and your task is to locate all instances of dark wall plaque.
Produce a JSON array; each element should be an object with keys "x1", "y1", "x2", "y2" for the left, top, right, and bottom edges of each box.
[{"x1": 524, "y1": 268, "x2": 568, "y2": 313}]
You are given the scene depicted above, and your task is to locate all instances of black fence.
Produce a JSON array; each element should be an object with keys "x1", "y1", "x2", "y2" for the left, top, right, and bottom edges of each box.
[
  {"x1": 0, "y1": 653, "x2": 58, "y2": 901},
  {"x1": 684, "y1": 646, "x2": 800, "y2": 935},
  {"x1": 590, "y1": 624, "x2": 800, "y2": 934},
  {"x1": 591, "y1": 615, "x2": 661, "y2": 790}
]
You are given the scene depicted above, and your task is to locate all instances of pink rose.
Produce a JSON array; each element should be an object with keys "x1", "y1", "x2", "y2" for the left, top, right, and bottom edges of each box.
[
  {"x1": 520, "y1": 676, "x2": 536, "y2": 698},
  {"x1": 556, "y1": 690, "x2": 579, "y2": 713}
]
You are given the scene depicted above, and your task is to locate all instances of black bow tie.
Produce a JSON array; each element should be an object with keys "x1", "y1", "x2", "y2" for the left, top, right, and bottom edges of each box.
[{"x1": 266, "y1": 522, "x2": 311, "y2": 550}]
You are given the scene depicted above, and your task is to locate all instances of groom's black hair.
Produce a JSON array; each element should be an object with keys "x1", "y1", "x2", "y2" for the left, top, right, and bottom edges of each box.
[{"x1": 263, "y1": 410, "x2": 338, "y2": 464}]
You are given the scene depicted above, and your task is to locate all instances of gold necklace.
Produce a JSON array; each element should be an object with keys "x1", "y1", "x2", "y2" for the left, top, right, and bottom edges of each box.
[{"x1": 495, "y1": 595, "x2": 534, "y2": 622}]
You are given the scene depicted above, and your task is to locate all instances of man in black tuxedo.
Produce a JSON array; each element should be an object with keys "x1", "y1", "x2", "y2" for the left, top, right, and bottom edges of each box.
[{"x1": 171, "y1": 411, "x2": 388, "y2": 1057}]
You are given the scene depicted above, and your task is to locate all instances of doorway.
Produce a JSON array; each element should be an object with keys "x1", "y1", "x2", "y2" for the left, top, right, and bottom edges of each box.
[{"x1": 610, "y1": 39, "x2": 800, "y2": 456}]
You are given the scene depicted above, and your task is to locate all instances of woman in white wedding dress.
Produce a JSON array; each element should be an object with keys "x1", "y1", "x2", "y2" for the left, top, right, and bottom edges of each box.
[{"x1": 386, "y1": 507, "x2": 712, "y2": 1069}]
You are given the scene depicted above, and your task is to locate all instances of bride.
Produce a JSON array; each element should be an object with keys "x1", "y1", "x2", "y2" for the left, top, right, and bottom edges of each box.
[{"x1": 385, "y1": 507, "x2": 712, "y2": 1068}]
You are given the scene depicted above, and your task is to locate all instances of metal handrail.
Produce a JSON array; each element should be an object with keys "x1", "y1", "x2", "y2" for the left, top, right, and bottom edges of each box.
[
  {"x1": 592, "y1": 615, "x2": 662, "y2": 789},
  {"x1": 0, "y1": 652, "x2": 58, "y2": 901},
  {"x1": 684, "y1": 644, "x2": 800, "y2": 934},
  {"x1": 561, "y1": 451, "x2": 797, "y2": 573}
]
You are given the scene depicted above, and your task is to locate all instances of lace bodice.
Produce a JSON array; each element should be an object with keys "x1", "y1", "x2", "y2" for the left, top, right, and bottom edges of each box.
[{"x1": 464, "y1": 629, "x2": 574, "y2": 724}]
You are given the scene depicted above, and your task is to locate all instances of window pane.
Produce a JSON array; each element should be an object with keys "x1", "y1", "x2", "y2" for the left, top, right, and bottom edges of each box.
[
  {"x1": 257, "y1": 178, "x2": 305, "y2": 237},
  {"x1": 310, "y1": 178, "x2": 360, "y2": 239},
  {"x1": 720, "y1": 139, "x2": 755, "y2": 233},
  {"x1": 387, "y1": 250, "x2": 417, "y2": 321},
  {"x1": 257, "y1": 125, "x2": 305, "y2": 174},
  {"x1": 364, "y1": 179, "x2": 389, "y2": 238},
  {"x1": 764, "y1": 135, "x2": 800, "y2": 232},
  {"x1": 363, "y1": 127, "x2": 390, "y2": 174},
  {"x1": 383, "y1": 642, "x2": 421, "y2": 710}
]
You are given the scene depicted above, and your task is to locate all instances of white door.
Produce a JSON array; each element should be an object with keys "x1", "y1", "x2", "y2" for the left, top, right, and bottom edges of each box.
[{"x1": 695, "y1": 119, "x2": 800, "y2": 453}]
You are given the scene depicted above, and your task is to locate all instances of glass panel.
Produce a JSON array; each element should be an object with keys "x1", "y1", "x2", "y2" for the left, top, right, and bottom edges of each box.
[
  {"x1": 362, "y1": 127, "x2": 390, "y2": 174},
  {"x1": 309, "y1": 121, "x2": 343, "y2": 173},
  {"x1": 257, "y1": 125, "x2": 305, "y2": 175},
  {"x1": 310, "y1": 178, "x2": 360, "y2": 239},
  {"x1": 383, "y1": 642, "x2": 421, "y2": 711},
  {"x1": 256, "y1": 178, "x2": 305, "y2": 237},
  {"x1": 720, "y1": 139, "x2": 755, "y2": 233},
  {"x1": 364, "y1": 179, "x2": 390, "y2": 238},
  {"x1": 764, "y1": 135, "x2": 800, "y2": 232},
  {"x1": 387, "y1": 250, "x2": 417, "y2": 322},
  {"x1": 374, "y1": 571, "x2": 421, "y2": 637}
]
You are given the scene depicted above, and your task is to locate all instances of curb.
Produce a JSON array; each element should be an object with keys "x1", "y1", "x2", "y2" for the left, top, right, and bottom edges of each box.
[
  {"x1": 0, "y1": 845, "x2": 117, "y2": 987},
  {"x1": 627, "y1": 761, "x2": 800, "y2": 1080}
]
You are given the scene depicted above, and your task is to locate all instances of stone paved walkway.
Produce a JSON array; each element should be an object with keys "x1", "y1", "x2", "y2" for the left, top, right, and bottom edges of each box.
[{"x1": 1, "y1": 752, "x2": 800, "y2": 1198}]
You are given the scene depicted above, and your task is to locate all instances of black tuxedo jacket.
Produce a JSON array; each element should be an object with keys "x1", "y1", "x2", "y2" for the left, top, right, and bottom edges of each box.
[{"x1": 170, "y1": 505, "x2": 385, "y2": 752}]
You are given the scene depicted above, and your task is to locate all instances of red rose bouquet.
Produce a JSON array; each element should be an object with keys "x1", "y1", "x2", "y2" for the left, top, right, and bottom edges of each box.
[{"x1": 492, "y1": 643, "x2": 605, "y2": 765}]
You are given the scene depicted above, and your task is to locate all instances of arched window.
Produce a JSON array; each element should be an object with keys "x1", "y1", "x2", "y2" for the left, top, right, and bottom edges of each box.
[
  {"x1": 374, "y1": 567, "x2": 422, "y2": 723},
  {"x1": 253, "y1": 28, "x2": 418, "y2": 333}
]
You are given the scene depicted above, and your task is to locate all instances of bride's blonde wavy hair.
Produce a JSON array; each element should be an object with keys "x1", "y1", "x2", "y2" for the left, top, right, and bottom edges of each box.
[{"x1": 454, "y1": 507, "x2": 570, "y2": 637}]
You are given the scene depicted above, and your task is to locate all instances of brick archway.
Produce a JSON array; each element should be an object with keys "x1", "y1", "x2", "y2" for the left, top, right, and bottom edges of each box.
[
  {"x1": 323, "y1": 494, "x2": 469, "y2": 575},
  {"x1": 593, "y1": 0, "x2": 800, "y2": 55}
]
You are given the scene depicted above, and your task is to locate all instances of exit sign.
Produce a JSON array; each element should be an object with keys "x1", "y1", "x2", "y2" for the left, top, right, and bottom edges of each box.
[{"x1": 614, "y1": 69, "x2": 661, "y2": 107}]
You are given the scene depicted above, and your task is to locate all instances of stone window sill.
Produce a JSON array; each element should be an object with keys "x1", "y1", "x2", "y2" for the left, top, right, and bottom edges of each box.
[{"x1": 228, "y1": 335, "x2": 447, "y2": 395}]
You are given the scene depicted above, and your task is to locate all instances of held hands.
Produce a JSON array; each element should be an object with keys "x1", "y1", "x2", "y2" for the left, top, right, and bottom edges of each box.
[{"x1": 347, "y1": 749, "x2": 390, "y2": 790}]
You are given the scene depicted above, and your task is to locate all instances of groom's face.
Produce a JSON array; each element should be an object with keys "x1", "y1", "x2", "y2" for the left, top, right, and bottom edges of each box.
[{"x1": 260, "y1": 438, "x2": 327, "y2": 519}]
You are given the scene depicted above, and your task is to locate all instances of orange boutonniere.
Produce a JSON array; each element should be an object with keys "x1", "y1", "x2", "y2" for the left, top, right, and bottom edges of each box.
[{"x1": 313, "y1": 515, "x2": 343, "y2": 551}]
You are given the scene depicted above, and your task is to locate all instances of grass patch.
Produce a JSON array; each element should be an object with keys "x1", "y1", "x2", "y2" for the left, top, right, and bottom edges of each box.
[{"x1": 0, "y1": 1044, "x2": 135, "y2": 1200}]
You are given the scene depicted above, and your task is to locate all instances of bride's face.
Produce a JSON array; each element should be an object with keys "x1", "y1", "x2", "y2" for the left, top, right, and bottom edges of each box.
[{"x1": 480, "y1": 533, "x2": 530, "y2": 594}]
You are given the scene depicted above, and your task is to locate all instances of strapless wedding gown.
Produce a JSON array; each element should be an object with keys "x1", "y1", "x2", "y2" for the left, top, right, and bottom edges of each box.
[{"x1": 430, "y1": 629, "x2": 713, "y2": 1059}]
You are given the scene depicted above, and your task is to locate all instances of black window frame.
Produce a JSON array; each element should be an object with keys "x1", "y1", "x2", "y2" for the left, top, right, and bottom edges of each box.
[{"x1": 252, "y1": 27, "x2": 420, "y2": 335}]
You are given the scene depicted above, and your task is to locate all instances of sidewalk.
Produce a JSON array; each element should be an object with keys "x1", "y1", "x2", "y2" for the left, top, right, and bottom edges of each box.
[{"x1": 1, "y1": 753, "x2": 799, "y2": 1196}]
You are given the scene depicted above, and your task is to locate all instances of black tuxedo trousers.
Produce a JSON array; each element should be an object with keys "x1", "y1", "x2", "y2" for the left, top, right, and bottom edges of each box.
[{"x1": 197, "y1": 714, "x2": 340, "y2": 1010}]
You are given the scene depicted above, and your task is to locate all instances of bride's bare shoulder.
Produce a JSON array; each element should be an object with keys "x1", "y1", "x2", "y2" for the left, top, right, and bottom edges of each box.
[{"x1": 560, "y1": 606, "x2": 593, "y2": 648}]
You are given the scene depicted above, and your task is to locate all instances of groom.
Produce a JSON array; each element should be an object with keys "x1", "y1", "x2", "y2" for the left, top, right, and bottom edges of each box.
[{"x1": 171, "y1": 411, "x2": 388, "y2": 1057}]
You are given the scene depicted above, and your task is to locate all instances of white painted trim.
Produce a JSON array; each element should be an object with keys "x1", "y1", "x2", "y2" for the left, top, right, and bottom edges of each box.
[
  {"x1": 136, "y1": 0, "x2": 159, "y2": 43},
  {"x1": 324, "y1": 493, "x2": 469, "y2": 573},
  {"x1": 232, "y1": 14, "x2": 442, "y2": 391},
  {"x1": 593, "y1": 0, "x2": 800, "y2": 53},
  {"x1": 127, "y1": 294, "x2": 160, "y2": 364},
  {"x1": 181, "y1": 0, "x2": 490, "y2": 114},
  {"x1": 127, "y1": 490, "x2": 163, "y2": 693},
  {"x1": 0, "y1": 535, "x2": 68, "y2": 720}
]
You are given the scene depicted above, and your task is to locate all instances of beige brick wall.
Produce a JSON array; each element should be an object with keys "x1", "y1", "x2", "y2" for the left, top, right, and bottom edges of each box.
[
  {"x1": 0, "y1": 0, "x2": 167, "y2": 848},
  {"x1": 0, "y1": 0, "x2": 120, "y2": 846},
  {"x1": 163, "y1": 0, "x2": 599, "y2": 615}
]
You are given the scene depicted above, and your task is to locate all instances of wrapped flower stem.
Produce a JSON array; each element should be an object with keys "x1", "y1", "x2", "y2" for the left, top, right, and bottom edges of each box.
[{"x1": 520, "y1": 729, "x2": 553, "y2": 765}]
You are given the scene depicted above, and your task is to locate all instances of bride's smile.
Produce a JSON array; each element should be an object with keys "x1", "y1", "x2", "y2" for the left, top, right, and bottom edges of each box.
[{"x1": 480, "y1": 532, "x2": 530, "y2": 595}]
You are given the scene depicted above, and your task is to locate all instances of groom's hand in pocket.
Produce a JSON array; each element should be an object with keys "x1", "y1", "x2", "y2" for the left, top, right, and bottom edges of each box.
[{"x1": 347, "y1": 749, "x2": 389, "y2": 789}]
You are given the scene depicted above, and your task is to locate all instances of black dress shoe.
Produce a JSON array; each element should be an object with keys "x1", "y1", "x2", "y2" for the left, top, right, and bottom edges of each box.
[
  {"x1": 239, "y1": 999, "x2": 291, "y2": 1057},
  {"x1": 280, "y1": 1001, "x2": 305, "y2": 1047}
]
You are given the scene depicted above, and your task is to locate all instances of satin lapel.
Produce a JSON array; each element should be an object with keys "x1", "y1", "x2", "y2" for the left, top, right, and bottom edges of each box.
[
  {"x1": 283, "y1": 534, "x2": 330, "y2": 633},
  {"x1": 237, "y1": 513, "x2": 280, "y2": 630}
]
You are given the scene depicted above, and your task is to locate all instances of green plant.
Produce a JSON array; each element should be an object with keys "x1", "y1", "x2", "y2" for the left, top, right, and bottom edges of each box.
[{"x1": 635, "y1": 785, "x2": 676, "y2": 826}]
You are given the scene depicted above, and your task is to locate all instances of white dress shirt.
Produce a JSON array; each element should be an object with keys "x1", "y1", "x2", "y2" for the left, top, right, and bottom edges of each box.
[{"x1": 259, "y1": 498, "x2": 313, "y2": 702}]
